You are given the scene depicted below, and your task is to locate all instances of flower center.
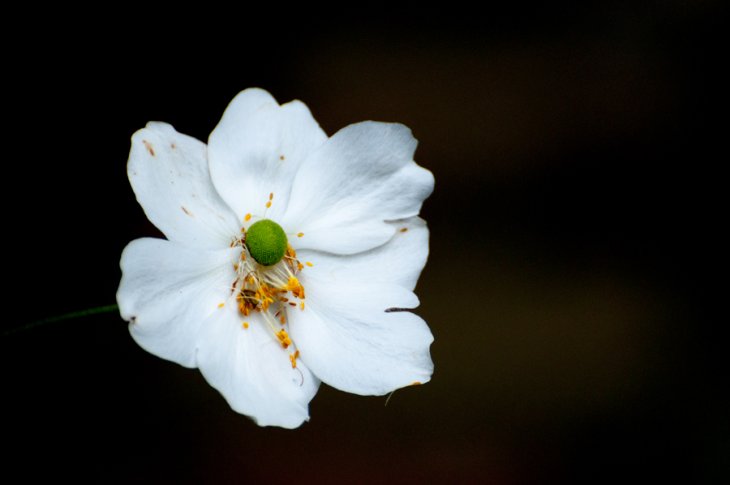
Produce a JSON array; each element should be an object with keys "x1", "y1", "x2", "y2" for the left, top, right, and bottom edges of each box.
[
  {"x1": 245, "y1": 219, "x2": 288, "y2": 266},
  {"x1": 229, "y1": 214, "x2": 311, "y2": 369}
]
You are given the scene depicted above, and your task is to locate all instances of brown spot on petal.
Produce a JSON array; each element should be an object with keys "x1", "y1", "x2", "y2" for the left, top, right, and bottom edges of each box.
[
  {"x1": 279, "y1": 155, "x2": 285, "y2": 160},
  {"x1": 400, "y1": 227, "x2": 408, "y2": 233},
  {"x1": 385, "y1": 307, "x2": 410, "y2": 313},
  {"x1": 181, "y1": 206, "x2": 193, "y2": 217},
  {"x1": 142, "y1": 140, "x2": 156, "y2": 156}
]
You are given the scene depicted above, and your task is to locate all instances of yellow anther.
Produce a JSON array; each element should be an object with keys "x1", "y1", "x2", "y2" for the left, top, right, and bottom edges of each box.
[
  {"x1": 266, "y1": 201, "x2": 272, "y2": 208},
  {"x1": 242, "y1": 322, "x2": 249, "y2": 329},
  {"x1": 297, "y1": 232, "x2": 304, "y2": 238},
  {"x1": 289, "y1": 350, "x2": 300, "y2": 369},
  {"x1": 305, "y1": 261, "x2": 313, "y2": 267},
  {"x1": 285, "y1": 276, "x2": 299, "y2": 289},
  {"x1": 276, "y1": 329, "x2": 292, "y2": 349},
  {"x1": 269, "y1": 192, "x2": 274, "y2": 201},
  {"x1": 245, "y1": 213, "x2": 252, "y2": 222},
  {"x1": 300, "y1": 301, "x2": 305, "y2": 310},
  {"x1": 285, "y1": 276, "x2": 305, "y2": 299},
  {"x1": 217, "y1": 302, "x2": 225, "y2": 309},
  {"x1": 280, "y1": 315, "x2": 286, "y2": 324}
]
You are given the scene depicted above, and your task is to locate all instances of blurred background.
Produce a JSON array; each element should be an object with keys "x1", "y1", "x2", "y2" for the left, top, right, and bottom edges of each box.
[{"x1": 3, "y1": 2, "x2": 725, "y2": 483}]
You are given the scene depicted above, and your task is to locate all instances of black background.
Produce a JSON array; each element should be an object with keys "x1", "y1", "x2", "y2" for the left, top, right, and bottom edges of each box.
[{"x1": 2, "y1": 3, "x2": 725, "y2": 483}]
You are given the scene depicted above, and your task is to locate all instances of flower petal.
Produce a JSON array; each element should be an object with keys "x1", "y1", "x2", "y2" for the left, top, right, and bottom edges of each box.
[
  {"x1": 297, "y1": 217, "x2": 429, "y2": 292},
  {"x1": 288, "y1": 278, "x2": 433, "y2": 396},
  {"x1": 282, "y1": 122, "x2": 434, "y2": 254},
  {"x1": 196, "y1": 307, "x2": 320, "y2": 428},
  {"x1": 128, "y1": 122, "x2": 240, "y2": 249},
  {"x1": 117, "y1": 238, "x2": 237, "y2": 368},
  {"x1": 208, "y1": 88, "x2": 328, "y2": 222}
]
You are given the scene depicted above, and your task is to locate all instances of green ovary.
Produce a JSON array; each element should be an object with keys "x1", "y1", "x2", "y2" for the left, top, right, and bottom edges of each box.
[{"x1": 245, "y1": 219, "x2": 288, "y2": 266}]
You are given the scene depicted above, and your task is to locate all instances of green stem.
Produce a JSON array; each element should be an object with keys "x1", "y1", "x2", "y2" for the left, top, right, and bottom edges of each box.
[{"x1": 1, "y1": 304, "x2": 119, "y2": 337}]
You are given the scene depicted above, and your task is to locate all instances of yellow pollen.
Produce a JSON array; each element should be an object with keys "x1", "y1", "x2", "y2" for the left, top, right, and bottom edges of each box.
[
  {"x1": 289, "y1": 350, "x2": 300, "y2": 368},
  {"x1": 305, "y1": 261, "x2": 313, "y2": 267},
  {"x1": 276, "y1": 329, "x2": 292, "y2": 348},
  {"x1": 285, "y1": 276, "x2": 305, "y2": 299},
  {"x1": 266, "y1": 201, "x2": 272, "y2": 208},
  {"x1": 242, "y1": 322, "x2": 249, "y2": 329},
  {"x1": 300, "y1": 301, "x2": 305, "y2": 310},
  {"x1": 245, "y1": 213, "x2": 252, "y2": 222},
  {"x1": 297, "y1": 232, "x2": 304, "y2": 238},
  {"x1": 217, "y1": 302, "x2": 225, "y2": 309},
  {"x1": 297, "y1": 262, "x2": 304, "y2": 271}
]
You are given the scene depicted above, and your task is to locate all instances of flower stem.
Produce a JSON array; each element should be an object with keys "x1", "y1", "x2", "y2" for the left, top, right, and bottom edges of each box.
[{"x1": 1, "y1": 304, "x2": 119, "y2": 338}]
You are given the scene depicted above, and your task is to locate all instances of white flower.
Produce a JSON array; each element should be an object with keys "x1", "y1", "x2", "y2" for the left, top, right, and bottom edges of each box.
[{"x1": 117, "y1": 88, "x2": 435, "y2": 428}]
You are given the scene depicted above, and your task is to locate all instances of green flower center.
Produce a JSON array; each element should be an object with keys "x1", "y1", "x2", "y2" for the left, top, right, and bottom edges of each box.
[{"x1": 245, "y1": 219, "x2": 288, "y2": 266}]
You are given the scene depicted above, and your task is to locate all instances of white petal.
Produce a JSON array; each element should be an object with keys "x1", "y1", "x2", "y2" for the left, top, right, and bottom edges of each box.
[
  {"x1": 288, "y1": 279, "x2": 433, "y2": 396},
  {"x1": 117, "y1": 238, "x2": 237, "y2": 368},
  {"x1": 196, "y1": 307, "x2": 320, "y2": 428},
  {"x1": 208, "y1": 88, "x2": 328, "y2": 222},
  {"x1": 297, "y1": 217, "x2": 429, "y2": 292},
  {"x1": 128, "y1": 122, "x2": 240, "y2": 250},
  {"x1": 282, "y1": 122, "x2": 434, "y2": 254}
]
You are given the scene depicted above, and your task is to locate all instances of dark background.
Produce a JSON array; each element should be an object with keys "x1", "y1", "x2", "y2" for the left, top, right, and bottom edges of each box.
[{"x1": 3, "y1": 3, "x2": 725, "y2": 483}]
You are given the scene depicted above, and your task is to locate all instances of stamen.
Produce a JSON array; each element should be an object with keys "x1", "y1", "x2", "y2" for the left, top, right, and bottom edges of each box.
[
  {"x1": 284, "y1": 276, "x2": 305, "y2": 299},
  {"x1": 276, "y1": 329, "x2": 292, "y2": 349},
  {"x1": 289, "y1": 350, "x2": 300, "y2": 369},
  {"x1": 245, "y1": 213, "x2": 252, "y2": 222},
  {"x1": 231, "y1": 216, "x2": 309, "y2": 361}
]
